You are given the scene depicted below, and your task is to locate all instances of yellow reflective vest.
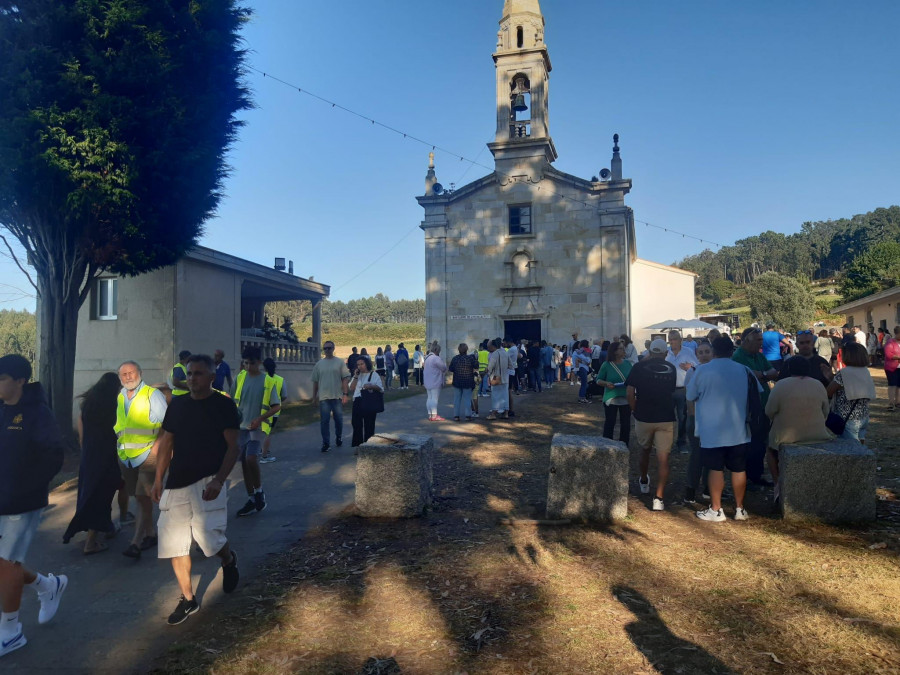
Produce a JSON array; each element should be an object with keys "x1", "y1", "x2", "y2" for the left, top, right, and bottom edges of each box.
[
  {"x1": 233, "y1": 370, "x2": 278, "y2": 435},
  {"x1": 114, "y1": 385, "x2": 162, "y2": 462},
  {"x1": 169, "y1": 361, "x2": 189, "y2": 396},
  {"x1": 477, "y1": 349, "x2": 489, "y2": 372},
  {"x1": 271, "y1": 374, "x2": 285, "y2": 418}
]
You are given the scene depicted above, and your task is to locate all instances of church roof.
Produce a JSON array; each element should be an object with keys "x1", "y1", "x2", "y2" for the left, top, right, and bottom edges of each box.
[{"x1": 502, "y1": 0, "x2": 543, "y2": 21}]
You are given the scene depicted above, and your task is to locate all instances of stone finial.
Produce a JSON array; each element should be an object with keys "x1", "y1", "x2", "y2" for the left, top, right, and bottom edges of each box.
[
  {"x1": 611, "y1": 133, "x2": 622, "y2": 180},
  {"x1": 425, "y1": 152, "x2": 437, "y2": 196}
]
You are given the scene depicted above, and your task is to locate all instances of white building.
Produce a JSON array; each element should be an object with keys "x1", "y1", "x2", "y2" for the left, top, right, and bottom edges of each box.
[
  {"x1": 417, "y1": 0, "x2": 695, "y2": 349},
  {"x1": 73, "y1": 246, "x2": 328, "y2": 410}
]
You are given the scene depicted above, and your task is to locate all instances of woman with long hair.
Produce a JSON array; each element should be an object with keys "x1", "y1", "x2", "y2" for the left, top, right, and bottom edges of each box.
[
  {"x1": 350, "y1": 356, "x2": 384, "y2": 446},
  {"x1": 63, "y1": 372, "x2": 122, "y2": 553}
]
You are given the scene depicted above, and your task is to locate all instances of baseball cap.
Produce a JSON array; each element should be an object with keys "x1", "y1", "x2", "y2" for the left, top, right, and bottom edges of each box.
[
  {"x1": 649, "y1": 339, "x2": 668, "y2": 354},
  {"x1": 0, "y1": 354, "x2": 32, "y2": 381}
]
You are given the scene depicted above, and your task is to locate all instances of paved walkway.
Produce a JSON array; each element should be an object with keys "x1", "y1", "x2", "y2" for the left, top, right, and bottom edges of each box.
[{"x1": 3, "y1": 386, "x2": 496, "y2": 674}]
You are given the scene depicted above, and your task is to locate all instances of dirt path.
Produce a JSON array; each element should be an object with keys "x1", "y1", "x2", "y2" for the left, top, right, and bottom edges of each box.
[{"x1": 152, "y1": 372, "x2": 900, "y2": 674}]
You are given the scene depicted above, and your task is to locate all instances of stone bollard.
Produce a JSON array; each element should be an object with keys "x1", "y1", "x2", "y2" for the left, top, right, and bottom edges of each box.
[
  {"x1": 546, "y1": 434, "x2": 629, "y2": 522},
  {"x1": 356, "y1": 433, "x2": 433, "y2": 518},
  {"x1": 780, "y1": 439, "x2": 876, "y2": 524}
]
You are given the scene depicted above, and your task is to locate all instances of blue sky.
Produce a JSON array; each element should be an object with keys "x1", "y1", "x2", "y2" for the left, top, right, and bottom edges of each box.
[{"x1": 2, "y1": 0, "x2": 898, "y2": 310}]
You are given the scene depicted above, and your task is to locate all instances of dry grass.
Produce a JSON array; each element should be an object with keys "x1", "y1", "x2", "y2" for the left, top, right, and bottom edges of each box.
[{"x1": 154, "y1": 371, "x2": 900, "y2": 675}]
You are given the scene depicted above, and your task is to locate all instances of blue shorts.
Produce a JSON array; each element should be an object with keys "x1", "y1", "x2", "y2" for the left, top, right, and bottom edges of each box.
[
  {"x1": 238, "y1": 429, "x2": 264, "y2": 461},
  {"x1": 885, "y1": 369, "x2": 900, "y2": 388},
  {"x1": 0, "y1": 508, "x2": 44, "y2": 563}
]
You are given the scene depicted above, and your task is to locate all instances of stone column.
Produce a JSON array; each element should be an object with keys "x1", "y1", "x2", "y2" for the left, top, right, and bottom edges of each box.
[
  {"x1": 546, "y1": 434, "x2": 629, "y2": 522},
  {"x1": 312, "y1": 300, "x2": 322, "y2": 348}
]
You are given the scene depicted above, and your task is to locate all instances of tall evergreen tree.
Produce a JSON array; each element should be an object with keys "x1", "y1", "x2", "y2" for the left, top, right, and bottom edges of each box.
[{"x1": 0, "y1": 0, "x2": 251, "y2": 434}]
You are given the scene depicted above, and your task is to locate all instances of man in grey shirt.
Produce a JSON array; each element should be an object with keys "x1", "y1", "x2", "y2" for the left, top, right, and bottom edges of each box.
[{"x1": 231, "y1": 346, "x2": 280, "y2": 517}]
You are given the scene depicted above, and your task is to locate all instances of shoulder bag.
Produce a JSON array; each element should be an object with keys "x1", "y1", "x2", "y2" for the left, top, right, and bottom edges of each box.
[
  {"x1": 825, "y1": 399, "x2": 858, "y2": 436},
  {"x1": 358, "y1": 373, "x2": 385, "y2": 414}
]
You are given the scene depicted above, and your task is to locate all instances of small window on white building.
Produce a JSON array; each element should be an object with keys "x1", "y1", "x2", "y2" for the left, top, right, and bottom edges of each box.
[
  {"x1": 509, "y1": 204, "x2": 532, "y2": 235},
  {"x1": 95, "y1": 278, "x2": 118, "y2": 320}
]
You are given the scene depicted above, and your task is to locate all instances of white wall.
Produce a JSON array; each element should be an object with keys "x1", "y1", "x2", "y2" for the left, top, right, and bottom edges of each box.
[{"x1": 629, "y1": 259, "x2": 697, "y2": 344}]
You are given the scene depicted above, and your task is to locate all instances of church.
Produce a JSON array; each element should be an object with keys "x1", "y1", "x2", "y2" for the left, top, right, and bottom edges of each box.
[{"x1": 417, "y1": 0, "x2": 695, "y2": 349}]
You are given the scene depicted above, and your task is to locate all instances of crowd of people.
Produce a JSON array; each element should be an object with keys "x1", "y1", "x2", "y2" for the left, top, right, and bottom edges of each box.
[{"x1": 1, "y1": 321, "x2": 895, "y2": 657}]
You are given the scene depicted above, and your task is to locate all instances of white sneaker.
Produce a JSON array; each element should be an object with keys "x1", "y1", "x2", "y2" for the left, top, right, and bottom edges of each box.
[
  {"x1": 734, "y1": 507, "x2": 750, "y2": 521},
  {"x1": 37, "y1": 573, "x2": 67, "y2": 624},
  {"x1": 696, "y1": 507, "x2": 726, "y2": 522},
  {"x1": 0, "y1": 624, "x2": 26, "y2": 658},
  {"x1": 639, "y1": 475, "x2": 650, "y2": 494},
  {"x1": 652, "y1": 498, "x2": 665, "y2": 511}
]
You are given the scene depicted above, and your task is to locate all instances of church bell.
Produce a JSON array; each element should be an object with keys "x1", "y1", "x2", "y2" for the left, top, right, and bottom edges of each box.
[{"x1": 512, "y1": 94, "x2": 528, "y2": 112}]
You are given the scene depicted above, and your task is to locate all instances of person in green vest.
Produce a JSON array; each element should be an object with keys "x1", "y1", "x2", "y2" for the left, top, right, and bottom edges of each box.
[
  {"x1": 259, "y1": 358, "x2": 285, "y2": 464},
  {"x1": 115, "y1": 360, "x2": 168, "y2": 559},
  {"x1": 230, "y1": 346, "x2": 280, "y2": 517},
  {"x1": 168, "y1": 350, "x2": 192, "y2": 397}
]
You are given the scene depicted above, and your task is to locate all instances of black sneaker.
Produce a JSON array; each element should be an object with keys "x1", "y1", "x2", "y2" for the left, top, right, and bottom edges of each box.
[
  {"x1": 321, "y1": 443, "x2": 330, "y2": 453},
  {"x1": 254, "y1": 491, "x2": 266, "y2": 513},
  {"x1": 167, "y1": 595, "x2": 199, "y2": 625},
  {"x1": 683, "y1": 487, "x2": 696, "y2": 504},
  {"x1": 236, "y1": 498, "x2": 256, "y2": 517},
  {"x1": 335, "y1": 437, "x2": 343, "y2": 447},
  {"x1": 222, "y1": 551, "x2": 239, "y2": 593}
]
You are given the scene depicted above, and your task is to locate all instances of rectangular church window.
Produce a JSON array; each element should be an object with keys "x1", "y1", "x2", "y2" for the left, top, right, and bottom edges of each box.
[{"x1": 509, "y1": 205, "x2": 532, "y2": 235}]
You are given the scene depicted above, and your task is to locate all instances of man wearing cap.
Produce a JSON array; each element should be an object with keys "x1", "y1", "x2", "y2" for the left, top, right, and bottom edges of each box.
[
  {"x1": 626, "y1": 339, "x2": 678, "y2": 511},
  {"x1": 665, "y1": 331, "x2": 699, "y2": 453},
  {"x1": 116, "y1": 360, "x2": 168, "y2": 559},
  {"x1": 0, "y1": 355, "x2": 67, "y2": 658}
]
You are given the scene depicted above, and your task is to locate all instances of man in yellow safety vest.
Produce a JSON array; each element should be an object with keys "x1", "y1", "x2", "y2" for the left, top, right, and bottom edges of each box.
[
  {"x1": 230, "y1": 346, "x2": 280, "y2": 517},
  {"x1": 259, "y1": 358, "x2": 285, "y2": 464},
  {"x1": 115, "y1": 360, "x2": 168, "y2": 559},
  {"x1": 167, "y1": 350, "x2": 191, "y2": 397}
]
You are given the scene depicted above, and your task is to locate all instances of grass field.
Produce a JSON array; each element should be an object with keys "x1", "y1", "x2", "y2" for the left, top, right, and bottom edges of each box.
[{"x1": 155, "y1": 371, "x2": 900, "y2": 674}]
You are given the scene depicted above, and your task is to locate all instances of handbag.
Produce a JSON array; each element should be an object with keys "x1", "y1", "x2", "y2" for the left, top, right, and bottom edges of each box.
[
  {"x1": 825, "y1": 399, "x2": 859, "y2": 436},
  {"x1": 358, "y1": 373, "x2": 384, "y2": 414},
  {"x1": 490, "y1": 374, "x2": 502, "y2": 386}
]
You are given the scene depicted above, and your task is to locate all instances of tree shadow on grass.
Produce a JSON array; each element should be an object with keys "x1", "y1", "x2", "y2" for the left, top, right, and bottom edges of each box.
[{"x1": 613, "y1": 584, "x2": 736, "y2": 675}]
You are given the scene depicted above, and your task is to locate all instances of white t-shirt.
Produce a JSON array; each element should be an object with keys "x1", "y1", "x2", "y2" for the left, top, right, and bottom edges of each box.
[
  {"x1": 506, "y1": 345, "x2": 518, "y2": 376},
  {"x1": 352, "y1": 371, "x2": 384, "y2": 399},
  {"x1": 666, "y1": 348, "x2": 699, "y2": 387}
]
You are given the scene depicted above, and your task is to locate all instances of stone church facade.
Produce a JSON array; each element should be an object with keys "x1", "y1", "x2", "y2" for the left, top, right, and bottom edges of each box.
[{"x1": 417, "y1": 0, "x2": 695, "y2": 349}]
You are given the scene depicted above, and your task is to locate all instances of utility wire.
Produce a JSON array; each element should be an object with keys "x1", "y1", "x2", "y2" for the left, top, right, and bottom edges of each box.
[{"x1": 248, "y1": 65, "x2": 725, "y2": 252}]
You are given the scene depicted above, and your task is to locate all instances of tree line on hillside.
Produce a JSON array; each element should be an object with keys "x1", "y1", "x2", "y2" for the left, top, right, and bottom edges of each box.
[
  {"x1": 0, "y1": 309, "x2": 36, "y2": 362},
  {"x1": 266, "y1": 295, "x2": 425, "y2": 326},
  {"x1": 676, "y1": 206, "x2": 900, "y2": 302}
]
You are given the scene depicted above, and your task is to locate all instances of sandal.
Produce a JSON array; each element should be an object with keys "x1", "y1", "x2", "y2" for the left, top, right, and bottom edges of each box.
[{"x1": 84, "y1": 542, "x2": 109, "y2": 555}]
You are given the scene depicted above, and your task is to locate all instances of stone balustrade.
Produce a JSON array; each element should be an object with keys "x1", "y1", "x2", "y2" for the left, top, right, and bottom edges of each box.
[{"x1": 239, "y1": 338, "x2": 319, "y2": 364}]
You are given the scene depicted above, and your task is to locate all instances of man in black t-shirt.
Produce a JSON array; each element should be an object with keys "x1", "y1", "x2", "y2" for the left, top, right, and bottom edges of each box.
[
  {"x1": 626, "y1": 339, "x2": 677, "y2": 512},
  {"x1": 151, "y1": 354, "x2": 241, "y2": 626}
]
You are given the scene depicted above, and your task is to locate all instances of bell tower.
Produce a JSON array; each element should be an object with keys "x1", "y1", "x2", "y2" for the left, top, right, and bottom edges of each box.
[{"x1": 488, "y1": 0, "x2": 557, "y2": 176}]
